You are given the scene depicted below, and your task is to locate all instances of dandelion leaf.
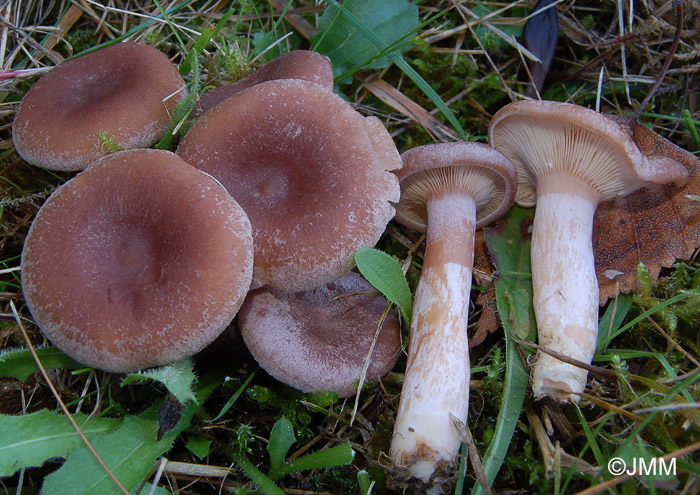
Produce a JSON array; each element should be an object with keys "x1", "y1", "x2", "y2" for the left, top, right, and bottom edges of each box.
[
  {"x1": 0, "y1": 410, "x2": 122, "y2": 477},
  {"x1": 121, "y1": 358, "x2": 196, "y2": 404},
  {"x1": 40, "y1": 405, "x2": 184, "y2": 495}
]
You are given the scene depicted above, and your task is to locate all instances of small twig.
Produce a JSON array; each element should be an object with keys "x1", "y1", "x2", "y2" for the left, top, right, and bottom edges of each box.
[
  {"x1": 159, "y1": 459, "x2": 234, "y2": 478},
  {"x1": 148, "y1": 457, "x2": 168, "y2": 495},
  {"x1": 10, "y1": 301, "x2": 130, "y2": 495},
  {"x1": 645, "y1": 315, "x2": 700, "y2": 368},
  {"x1": 632, "y1": 3, "x2": 684, "y2": 121},
  {"x1": 513, "y1": 338, "x2": 617, "y2": 380},
  {"x1": 633, "y1": 402, "x2": 700, "y2": 414},
  {"x1": 351, "y1": 301, "x2": 391, "y2": 426},
  {"x1": 450, "y1": 414, "x2": 494, "y2": 495}
]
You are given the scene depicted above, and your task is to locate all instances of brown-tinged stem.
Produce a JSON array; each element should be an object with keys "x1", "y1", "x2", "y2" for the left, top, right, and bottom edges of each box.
[{"x1": 391, "y1": 191, "x2": 476, "y2": 484}]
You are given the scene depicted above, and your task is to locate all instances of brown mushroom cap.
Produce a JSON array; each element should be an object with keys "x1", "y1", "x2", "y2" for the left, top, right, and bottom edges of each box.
[
  {"x1": 21, "y1": 149, "x2": 254, "y2": 372},
  {"x1": 12, "y1": 42, "x2": 186, "y2": 171},
  {"x1": 177, "y1": 78, "x2": 400, "y2": 291},
  {"x1": 198, "y1": 50, "x2": 334, "y2": 114},
  {"x1": 238, "y1": 272, "x2": 401, "y2": 397},
  {"x1": 394, "y1": 141, "x2": 518, "y2": 231},
  {"x1": 488, "y1": 100, "x2": 689, "y2": 207}
]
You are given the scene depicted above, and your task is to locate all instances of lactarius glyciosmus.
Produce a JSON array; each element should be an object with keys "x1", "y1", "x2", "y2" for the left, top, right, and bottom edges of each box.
[
  {"x1": 390, "y1": 142, "x2": 517, "y2": 485},
  {"x1": 489, "y1": 100, "x2": 689, "y2": 402}
]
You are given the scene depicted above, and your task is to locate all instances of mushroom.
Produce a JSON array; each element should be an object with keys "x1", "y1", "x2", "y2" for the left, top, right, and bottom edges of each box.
[
  {"x1": 177, "y1": 78, "x2": 401, "y2": 291},
  {"x1": 12, "y1": 42, "x2": 186, "y2": 171},
  {"x1": 198, "y1": 50, "x2": 333, "y2": 114},
  {"x1": 389, "y1": 142, "x2": 517, "y2": 484},
  {"x1": 21, "y1": 149, "x2": 254, "y2": 372},
  {"x1": 238, "y1": 272, "x2": 401, "y2": 397},
  {"x1": 488, "y1": 100, "x2": 689, "y2": 402}
]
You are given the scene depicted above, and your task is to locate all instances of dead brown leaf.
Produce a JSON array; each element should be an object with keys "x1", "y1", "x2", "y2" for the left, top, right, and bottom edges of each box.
[{"x1": 594, "y1": 118, "x2": 700, "y2": 304}]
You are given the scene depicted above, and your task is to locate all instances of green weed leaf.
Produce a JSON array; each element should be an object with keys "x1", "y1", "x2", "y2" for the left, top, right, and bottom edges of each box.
[
  {"x1": 0, "y1": 410, "x2": 122, "y2": 477},
  {"x1": 313, "y1": 0, "x2": 419, "y2": 81},
  {"x1": 315, "y1": 0, "x2": 466, "y2": 139},
  {"x1": 268, "y1": 443, "x2": 354, "y2": 481},
  {"x1": 139, "y1": 484, "x2": 172, "y2": 495},
  {"x1": 267, "y1": 417, "x2": 296, "y2": 471},
  {"x1": 230, "y1": 451, "x2": 285, "y2": 495},
  {"x1": 354, "y1": 248, "x2": 412, "y2": 324},
  {"x1": 0, "y1": 346, "x2": 82, "y2": 381},
  {"x1": 185, "y1": 435, "x2": 211, "y2": 460},
  {"x1": 357, "y1": 469, "x2": 372, "y2": 495},
  {"x1": 208, "y1": 368, "x2": 258, "y2": 422},
  {"x1": 180, "y1": 7, "x2": 236, "y2": 76},
  {"x1": 474, "y1": 206, "x2": 536, "y2": 495},
  {"x1": 153, "y1": 89, "x2": 197, "y2": 151},
  {"x1": 596, "y1": 293, "x2": 633, "y2": 353},
  {"x1": 40, "y1": 368, "x2": 224, "y2": 495},
  {"x1": 121, "y1": 358, "x2": 196, "y2": 404},
  {"x1": 40, "y1": 405, "x2": 184, "y2": 495},
  {"x1": 504, "y1": 287, "x2": 532, "y2": 340}
]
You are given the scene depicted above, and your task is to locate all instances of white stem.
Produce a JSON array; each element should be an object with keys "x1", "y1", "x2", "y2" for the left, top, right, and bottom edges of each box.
[
  {"x1": 530, "y1": 174, "x2": 600, "y2": 402},
  {"x1": 391, "y1": 192, "x2": 475, "y2": 483}
]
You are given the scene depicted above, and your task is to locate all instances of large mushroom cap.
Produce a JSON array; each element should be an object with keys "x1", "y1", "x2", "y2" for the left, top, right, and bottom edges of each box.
[
  {"x1": 238, "y1": 272, "x2": 401, "y2": 397},
  {"x1": 488, "y1": 100, "x2": 689, "y2": 206},
  {"x1": 12, "y1": 42, "x2": 186, "y2": 171},
  {"x1": 177, "y1": 78, "x2": 400, "y2": 291},
  {"x1": 394, "y1": 141, "x2": 517, "y2": 231},
  {"x1": 199, "y1": 50, "x2": 333, "y2": 113},
  {"x1": 21, "y1": 149, "x2": 254, "y2": 372}
]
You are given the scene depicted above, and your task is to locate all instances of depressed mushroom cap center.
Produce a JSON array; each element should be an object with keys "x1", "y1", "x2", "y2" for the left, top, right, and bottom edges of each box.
[{"x1": 177, "y1": 78, "x2": 400, "y2": 291}]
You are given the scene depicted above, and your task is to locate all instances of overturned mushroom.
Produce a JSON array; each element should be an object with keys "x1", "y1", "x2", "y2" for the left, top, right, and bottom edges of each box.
[
  {"x1": 199, "y1": 50, "x2": 333, "y2": 113},
  {"x1": 178, "y1": 78, "x2": 400, "y2": 291},
  {"x1": 21, "y1": 149, "x2": 253, "y2": 372},
  {"x1": 390, "y1": 142, "x2": 517, "y2": 486},
  {"x1": 489, "y1": 100, "x2": 689, "y2": 402},
  {"x1": 12, "y1": 42, "x2": 186, "y2": 171},
  {"x1": 238, "y1": 272, "x2": 401, "y2": 397}
]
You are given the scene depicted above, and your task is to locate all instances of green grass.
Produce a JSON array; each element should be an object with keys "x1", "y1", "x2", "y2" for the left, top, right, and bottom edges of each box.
[{"x1": 1, "y1": 1, "x2": 699, "y2": 494}]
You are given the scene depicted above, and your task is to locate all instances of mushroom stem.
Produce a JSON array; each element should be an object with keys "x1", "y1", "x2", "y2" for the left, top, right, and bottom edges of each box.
[
  {"x1": 530, "y1": 174, "x2": 601, "y2": 402},
  {"x1": 391, "y1": 191, "x2": 475, "y2": 483}
]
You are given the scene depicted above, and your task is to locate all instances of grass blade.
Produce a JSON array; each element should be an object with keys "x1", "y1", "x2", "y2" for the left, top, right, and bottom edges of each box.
[
  {"x1": 473, "y1": 206, "x2": 537, "y2": 495},
  {"x1": 268, "y1": 443, "x2": 354, "y2": 481},
  {"x1": 324, "y1": 0, "x2": 466, "y2": 139}
]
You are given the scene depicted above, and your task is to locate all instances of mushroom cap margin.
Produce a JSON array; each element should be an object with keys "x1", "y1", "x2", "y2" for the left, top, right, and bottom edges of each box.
[
  {"x1": 394, "y1": 141, "x2": 518, "y2": 231},
  {"x1": 488, "y1": 100, "x2": 689, "y2": 207}
]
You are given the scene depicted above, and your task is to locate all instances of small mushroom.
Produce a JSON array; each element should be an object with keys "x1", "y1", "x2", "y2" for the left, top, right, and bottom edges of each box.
[
  {"x1": 390, "y1": 142, "x2": 517, "y2": 484},
  {"x1": 12, "y1": 42, "x2": 186, "y2": 171},
  {"x1": 237, "y1": 272, "x2": 401, "y2": 398},
  {"x1": 198, "y1": 50, "x2": 333, "y2": 113},
  {"x1": 177, "y1": 78, "x2": 400, "y2": 291},
  {"x1": 488, "y1": 100, "x2": 689, "y2": 402},
  {"x1": 21, "y1": 149, "x2": 254, "y2": 372}
]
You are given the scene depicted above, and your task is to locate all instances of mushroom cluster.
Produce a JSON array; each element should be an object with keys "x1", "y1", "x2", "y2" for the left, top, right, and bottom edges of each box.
[
  {"x1": 16, "y1": 43, "x2": 402, "y2": 391},
  {"x1": 16, "y1": 37, "x2": 695, "y2": 494}
]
